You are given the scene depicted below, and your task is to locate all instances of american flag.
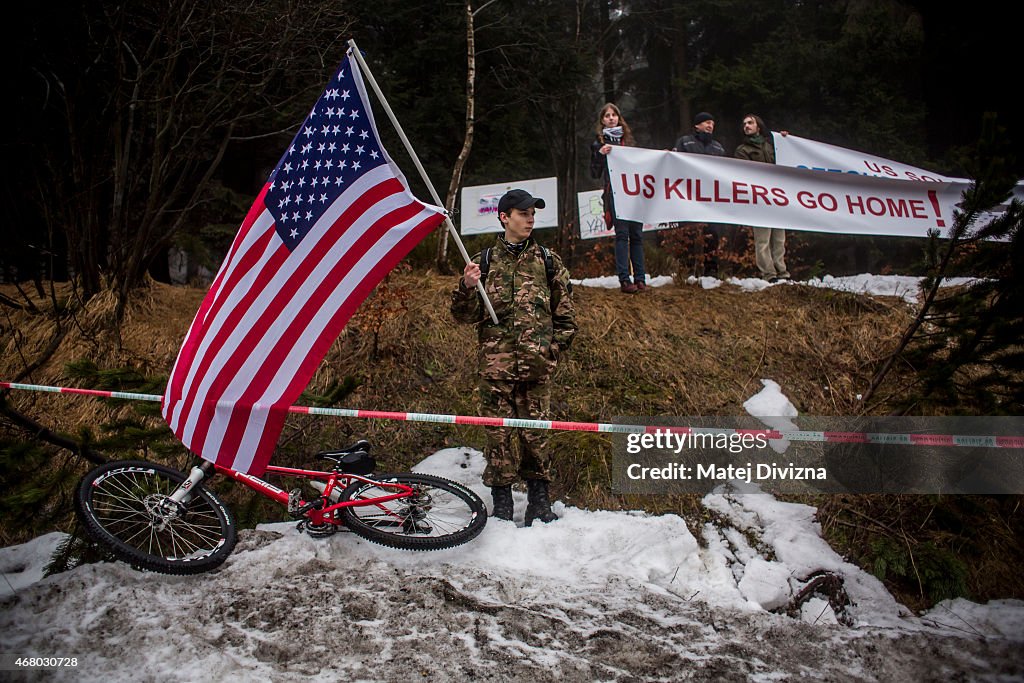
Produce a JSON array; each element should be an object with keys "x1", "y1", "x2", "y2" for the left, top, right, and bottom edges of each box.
[{"x1": 161, "y1": 49, "x2": 446, "y2": 475}]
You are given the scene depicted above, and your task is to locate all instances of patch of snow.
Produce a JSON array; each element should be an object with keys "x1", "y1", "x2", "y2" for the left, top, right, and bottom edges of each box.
[{"x1": 1, "y1": 444, "x2": 1021, "y2": 680}]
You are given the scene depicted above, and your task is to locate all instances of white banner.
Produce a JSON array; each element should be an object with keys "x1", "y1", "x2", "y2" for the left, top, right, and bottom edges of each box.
[
  {"x1": 577, "y1": 189, "x2": 669, "y2": 239},
  {"x1": 459, "y1": 177, "x2": 559, "y2": 235},
  {"x1": 773, "y1": 133, "x2": 956, "y2": 182},
  {"x1": 773, "y1": 134, "x2": 1024, "y2": 219},
  {"x1": 606, "y1": 146, "x2": 964, "y2": 238}
]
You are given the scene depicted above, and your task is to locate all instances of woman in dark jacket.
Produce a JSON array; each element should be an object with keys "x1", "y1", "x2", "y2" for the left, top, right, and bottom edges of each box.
[{"x1": 590, "y1": 103, "x2": 646, "y2": 294}]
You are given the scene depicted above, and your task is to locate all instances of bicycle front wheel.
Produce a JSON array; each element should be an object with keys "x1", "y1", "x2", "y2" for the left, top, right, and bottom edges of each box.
[
  {"x1": 75, "y1": 460, "x2": 237, "y2": 575},
  {"x1": 338, "y1": 473, "x2": 487, "y2": 551}
]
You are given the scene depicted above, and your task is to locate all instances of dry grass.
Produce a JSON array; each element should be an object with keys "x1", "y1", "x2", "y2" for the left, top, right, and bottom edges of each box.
[
  {"x1": 3, "y1": 275, "x2": 1021, "y2": 606},
  {"x1": 1, "y1": 274, "x2": 916, "y2": 480}
]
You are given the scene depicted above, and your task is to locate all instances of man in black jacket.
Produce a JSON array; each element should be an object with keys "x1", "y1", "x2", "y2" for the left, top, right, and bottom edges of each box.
[
  {"x1": 673, "y1": 112, "x2": 726, "y2": 275},
  {"x1": 673, "y1": 112, "x2": 726, "y2": 156}
]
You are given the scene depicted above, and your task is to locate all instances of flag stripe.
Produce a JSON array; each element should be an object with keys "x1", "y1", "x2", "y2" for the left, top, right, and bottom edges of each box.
[
  {"x1": 163, "y1": 186, "x2": 275, "y2": 417},
  {"x1": 169, "y1": 223, "x2": 285, "y2": 431}
]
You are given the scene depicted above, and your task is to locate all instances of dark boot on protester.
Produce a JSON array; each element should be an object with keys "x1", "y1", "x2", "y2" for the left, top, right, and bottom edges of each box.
[
  {"x1": 491, "y1": 485, "x2": 514, "y2": 521},
  {"x1": 524, "y1": 479, "x2": 558, "y2": 526}
]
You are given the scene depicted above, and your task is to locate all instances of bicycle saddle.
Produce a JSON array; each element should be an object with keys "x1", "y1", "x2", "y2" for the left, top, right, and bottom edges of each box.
[{"x1": 316, "y1": 439, "x2": 371, "y2": 460}]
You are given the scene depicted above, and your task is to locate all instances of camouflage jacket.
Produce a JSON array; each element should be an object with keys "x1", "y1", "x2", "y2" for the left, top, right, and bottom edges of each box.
[{"x1": 451, "y1": 240, "x2": 577, "y2": 381}]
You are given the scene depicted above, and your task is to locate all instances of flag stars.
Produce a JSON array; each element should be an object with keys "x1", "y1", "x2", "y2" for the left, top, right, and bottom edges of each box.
[{"x1": 266, "y1": 58, "x2": 394, "y2": 240}]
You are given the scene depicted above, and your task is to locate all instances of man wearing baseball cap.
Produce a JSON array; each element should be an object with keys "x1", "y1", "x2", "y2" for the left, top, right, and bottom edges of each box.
[{"x1": 451, "y1": 189, "x2": 577, "y2": 526}]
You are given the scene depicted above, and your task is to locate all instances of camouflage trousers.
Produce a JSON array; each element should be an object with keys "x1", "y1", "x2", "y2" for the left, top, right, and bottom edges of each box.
[{"x1": 478, "y1": 378, "x2": 552, "y2": 487}]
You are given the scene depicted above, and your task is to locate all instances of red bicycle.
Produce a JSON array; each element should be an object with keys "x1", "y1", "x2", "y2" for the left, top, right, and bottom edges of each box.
[{"x1": 74, "y1": 440, "x2": 487, "y2": 575}]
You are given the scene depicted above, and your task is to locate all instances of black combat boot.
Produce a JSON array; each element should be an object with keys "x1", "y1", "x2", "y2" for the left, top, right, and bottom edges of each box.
[
  {"x1": 524, "y1": 479, "x2": 558, "y2": 526},
  {"x1": 490, "y1": 485, "x2": 513, "y2": 521}
]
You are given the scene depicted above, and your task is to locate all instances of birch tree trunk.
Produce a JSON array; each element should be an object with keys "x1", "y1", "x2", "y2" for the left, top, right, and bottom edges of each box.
[{"x1": 436, "y1": 0, "x2": 483, "y2": 275}]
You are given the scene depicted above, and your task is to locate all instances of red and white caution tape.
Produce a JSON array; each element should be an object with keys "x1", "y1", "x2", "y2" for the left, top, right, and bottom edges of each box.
[{"x1": 2, "y1": 381, "x2": 1022, "y2": 448}]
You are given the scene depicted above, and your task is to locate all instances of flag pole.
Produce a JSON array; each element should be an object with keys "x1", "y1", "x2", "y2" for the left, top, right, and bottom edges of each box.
[{"x1": 347, "y1": 39, "x2": 499, "y2": 324}]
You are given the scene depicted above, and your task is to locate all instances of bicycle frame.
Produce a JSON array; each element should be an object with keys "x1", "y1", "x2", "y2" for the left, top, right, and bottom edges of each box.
[{"x1": 175, "y1": 461, "x2": 416, "y2": 528}]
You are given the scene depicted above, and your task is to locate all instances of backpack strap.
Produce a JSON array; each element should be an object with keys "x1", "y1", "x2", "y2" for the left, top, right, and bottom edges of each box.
[{"x1": 479, "y1": 247, "x2": 492, "y2": 284}]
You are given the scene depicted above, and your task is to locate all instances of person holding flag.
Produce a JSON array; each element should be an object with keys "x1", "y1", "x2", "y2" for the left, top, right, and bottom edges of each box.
[{"x1": 451, "y1": 189, "x2": 577, "y2": 525}]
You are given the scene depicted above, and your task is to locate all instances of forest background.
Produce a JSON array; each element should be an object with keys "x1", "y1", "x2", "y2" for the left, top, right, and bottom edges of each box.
[
  {"x1": 2, "y1": 0, "x2": 1023, "y2": 611},
  {"x1": 3, "y1": 0, "x2": 1022, "y2": 289}
]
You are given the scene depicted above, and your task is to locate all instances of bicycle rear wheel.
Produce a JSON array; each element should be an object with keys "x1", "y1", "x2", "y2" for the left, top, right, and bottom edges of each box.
[
  {"x1": 75, "y1": 460, "x2": 237, "y2": 575},
  {"x1": 338, "y1": 473, "x2": 486, "y2": 551}
]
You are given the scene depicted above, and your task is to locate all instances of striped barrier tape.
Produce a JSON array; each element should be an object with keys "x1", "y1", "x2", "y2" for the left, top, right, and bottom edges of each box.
[{"x1": 2, "y1": 381, "x2": 1022, "y2": 448}]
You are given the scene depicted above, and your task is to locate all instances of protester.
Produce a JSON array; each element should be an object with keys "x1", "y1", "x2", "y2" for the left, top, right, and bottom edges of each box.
[
  {"x1": 590, "y1": 103, "x2": 647, "y2": 294},
  {"x1": 673, "y1": 112, "x2": 727, "y2": 276},
  {"x1": 735, "y1": 114, "x2": 790, "y2": 282},
  {"x1": 450, "y1": 189, "x2": 578, "y2": 525},
  {"x1": 673, "y1": 112, "x2": 726, "y2": 157}
]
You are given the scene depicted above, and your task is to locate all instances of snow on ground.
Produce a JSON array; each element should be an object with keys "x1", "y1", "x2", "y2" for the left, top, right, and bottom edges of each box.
[
  {"x1": 571, "y1": 274, "x2": 675, "y2": 289},
  {"x1": 674, "y1": 272, "x2": 979, "y2": 302},
  {"x1": 2, "y1": 440, "x2": 1023, "y2": 681}
]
